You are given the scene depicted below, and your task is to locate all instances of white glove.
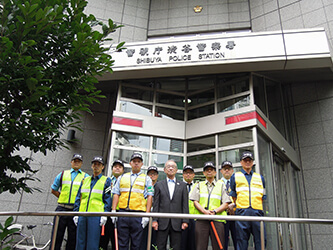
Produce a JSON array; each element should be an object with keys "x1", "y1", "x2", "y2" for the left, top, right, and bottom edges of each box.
[
  {"x1": 141, "y1": 217, "x2": 149, "y2": 228},
  {"x1": 111, "y1": 210, "x2": 118, "y2": 224},
  {"x1": 73, "y1": 216, "x2": 79, "y2": 226},
  {"x1": 100, "y1": 216, "x2": 107, "y2": 226}
]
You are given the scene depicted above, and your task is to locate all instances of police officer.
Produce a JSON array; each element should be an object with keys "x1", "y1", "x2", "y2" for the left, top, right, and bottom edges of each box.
[
  {"x1": 147, "y1": 165, "x2": 159, "y2": 186},
  {"x1": 140, "y1": 166, "x2": 159, "y2": 250},
  {"x1": 220, "y1": 161, "x2": 237, "y2": 250},
  {"x1": 189, "y1": 162, "x2": 231, "y2": 250},
  {"x1": 111, "y1": 153, "x2": 154, "y2": 250},
  {"x1": 99, "y1": 160, "x2": 125, "y2": 250},
  {"x1": 50, "y1": 154, "x2": 89, "y2": 250},
  {"x1": 229, "y1": 151, "x2": 266, "y2": 250},
  {"x1": 181, "y1": 165, "x2": 196, "y2": 250},
  {"x1": 73, "y1": 156, "x2": 112, "y2": 250}
]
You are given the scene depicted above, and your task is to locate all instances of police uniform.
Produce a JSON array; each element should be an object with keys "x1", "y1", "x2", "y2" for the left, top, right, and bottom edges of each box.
[
  {"x1": 220, "y1": 161, "x2": 238, "y2": 250},
  {"x1": 99, "y1": 160, "x2": 125, "y2": 250},
  {"x1": 112, "y1": 166, "x2": 154, "y2": 250},
  {"x1": 189, "y1": 162, "x2": 231, "y2": 250},
  {"x1": 50, "y1": 154, "x2": 88, "y2": 250},
  {"x1": 74, "y1": 156, "x2": 112, "y2": 250},
  {"x1": 229, "y1": 152, "x2": 266, "y2": 250},
  {"x1": 140, "y1": 166, "x2": 158, "y2": 250},
  {"x1": 181, "y1": 165, "x2": 196, "y2": 250},
  {"x1": 99, "y1": 175, "x2": 118, "y2": 250}
]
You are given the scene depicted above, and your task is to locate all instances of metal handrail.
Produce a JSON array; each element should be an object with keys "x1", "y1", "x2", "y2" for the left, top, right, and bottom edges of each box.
[{"x1": 1, "y1": 211, "x2": 333, "y2": 250}]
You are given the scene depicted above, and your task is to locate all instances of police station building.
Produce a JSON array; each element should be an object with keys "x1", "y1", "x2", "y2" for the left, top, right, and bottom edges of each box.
[{"x1": 2, "y1": 0, "x2": 333, "y2": 249}]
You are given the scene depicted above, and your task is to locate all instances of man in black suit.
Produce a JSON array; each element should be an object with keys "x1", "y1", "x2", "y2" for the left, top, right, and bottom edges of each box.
[{"x1": 152, "y1": 159, "x2": 189, "y2": 250}]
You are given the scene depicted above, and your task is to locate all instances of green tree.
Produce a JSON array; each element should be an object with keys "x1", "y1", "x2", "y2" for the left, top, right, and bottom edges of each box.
[{"x1": 0, "y1": 0, "x2": 124, "y2": 194}]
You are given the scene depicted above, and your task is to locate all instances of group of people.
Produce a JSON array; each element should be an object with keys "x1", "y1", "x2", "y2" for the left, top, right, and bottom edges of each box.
[{"x1": 50, "y1": 150, "x2": 266, "y2": 250}]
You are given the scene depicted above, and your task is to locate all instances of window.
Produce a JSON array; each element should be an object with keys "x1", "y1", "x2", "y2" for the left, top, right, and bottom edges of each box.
[
  {"x1": 218, "y1": 129, "x2": 253, "y2": 147},
  {"x1": 115, "y1": 132, "x2": 150, "y2": 149},
  {"x1": 121, "y1": 84, "x2": 153, "y2": 102},
  {"x1": 153, "y1": 137, "x2": 184, "y2": 153},
  {"x1": 188, "y1": 135, "x2": 215, "y2": 152},
  {"x1": 119, "y1": 100, "x2": 152, "y2": 116}
]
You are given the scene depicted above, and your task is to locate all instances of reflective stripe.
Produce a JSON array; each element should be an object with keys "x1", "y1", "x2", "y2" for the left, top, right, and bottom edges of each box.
[
  {"x1": 91, "y1": 189, "x2": 104, "y2": 194},
  {"x1": 119, "y1": 188, "x2": 130, "y2": 192},
  {"x1": 200, "y1": 193, "x2": 209, "y2": 198},
  {"x1": 82, "y1": 189, "x2": 104, "y2": 194},
  {"x1": 236, "y1": 186, "x2": 249, "y2": 192},
  {"x1": 210, "y1": 194, "x2": 222, "y2": 200},
  {"x1": 62, "y1": 180, "x2": 71, "y2": 185},
  {"x1": 251, "y1": 187, "x2": 264, "y2": 194},
  {"x1": 131, "y1": 188, "x2": 145, "y2": 194},
  {"x1": 73, "y1": 181, "x2": 81, "y2": 185}
]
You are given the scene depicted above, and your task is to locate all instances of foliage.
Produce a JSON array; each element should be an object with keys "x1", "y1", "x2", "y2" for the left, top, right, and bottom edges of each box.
[
  {"x1": 0, "y1": 216, "x2": 20, "y2": 249},
  {"x1": 0, "y1": 0, "x2": 125, "y2": 194}
]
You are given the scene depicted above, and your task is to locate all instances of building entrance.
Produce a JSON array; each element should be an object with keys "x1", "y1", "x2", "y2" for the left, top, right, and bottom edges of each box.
[{"x1": 108, "y1": 73, "x2": 307, "y2": 249}]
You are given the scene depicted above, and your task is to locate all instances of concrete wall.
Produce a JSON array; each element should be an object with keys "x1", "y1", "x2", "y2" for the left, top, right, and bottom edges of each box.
[{"x1": 291, "y1": 82, "x2": 333, "y2": 249}]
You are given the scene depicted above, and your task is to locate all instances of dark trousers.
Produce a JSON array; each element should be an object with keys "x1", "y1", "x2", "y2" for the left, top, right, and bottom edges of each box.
[
  {"x1": 140, "y1": 225, "x2": 157, "y2": 250},
  {"x1": 118, "y1": 214, "x2": 143, "y2": 250},
  {"x1": 195, "y1": 220, "x2": 225, "y2": 250},
  {"x1": 156, "y1": 223, "x2": 182, "y2": 250},
  {"x1": 99, "y1": 217, "x2": 116, "y2": 250},
  {"x1": 181, "y1": 219, "x2": 196, "y2": 250},
  {"x1": 235, "y1": 208, "x2": 266, "y2": 250},
  {"x1": 224, "y1": 219, "x2": 237, "y2": 250},
  {"x1": 50, "y1": 205, "x2": 76, "y2": 250}
]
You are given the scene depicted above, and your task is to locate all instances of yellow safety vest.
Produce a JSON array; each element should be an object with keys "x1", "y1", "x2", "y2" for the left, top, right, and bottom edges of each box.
[
  {"x1": 194, "y1": 181, "x2": 227, "y2": 223},
  {"x1": 58, "y1": 170, "x2": 86, "y2": 204},
  {"x1": 235, "y1": 172, "x2": 264, "y2": 210},
  {"x1": 119, "y1": 173, "x2": 146, "y2": 211},
  {"x1": 79, "y1": 175, "x2": 107, "y2": 212}
]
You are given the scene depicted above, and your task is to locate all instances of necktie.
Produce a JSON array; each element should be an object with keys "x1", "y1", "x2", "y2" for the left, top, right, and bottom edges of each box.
[
  {"x1": 187, "y1": 183, "x2": 192, "y2": 192},
  {"x1": 226, "y1": 180, "x2": 230, "y2": 191},
  {"x1": 225, "y1": 180, "x2": 230, "y2": 193}
]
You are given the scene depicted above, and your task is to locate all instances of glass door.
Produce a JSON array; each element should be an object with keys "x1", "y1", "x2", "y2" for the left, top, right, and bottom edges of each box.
[{"x1": 274, "y1": 154, "x2": 293, "y2": 250}]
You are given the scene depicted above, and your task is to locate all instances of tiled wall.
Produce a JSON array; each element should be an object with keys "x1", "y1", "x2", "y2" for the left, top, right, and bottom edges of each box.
[
  {"x1": 148, "y1": 0, "x2": 251, "y2": 37},
  {"x1": 291, "y1": 82, "x2": 333, "y2": 249},
  {"x1": 86, "y1": 0, "x2": 150, "y2": 43},
  {"x1": 250, "y1": 0, "x2": 333, "y2": 59},
  {"x1": 0, "y1": 91, "x2": 116, "y2": 244}
]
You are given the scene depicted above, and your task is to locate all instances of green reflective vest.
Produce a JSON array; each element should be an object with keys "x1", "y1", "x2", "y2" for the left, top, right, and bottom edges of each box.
[
  {"x1": 79, "y1": 175, "x2": 107, "y2": 212},
  {"x1": 189, "y1": 198, "x2": 195, "y2": 215},
  {"x1": 58, "y1": 170, "x2": 86, "y2": 204},
  {"x1": 188, "y1": 184, "x2": 196, "y2": 215},
  {"x1": 194, "y1": 181, "x2": 227, "y2": 223}
]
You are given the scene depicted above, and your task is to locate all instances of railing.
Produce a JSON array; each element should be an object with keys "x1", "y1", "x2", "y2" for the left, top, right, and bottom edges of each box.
[{"x1": 1, "y1": 211, "x2": 333, "y2": 250}]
